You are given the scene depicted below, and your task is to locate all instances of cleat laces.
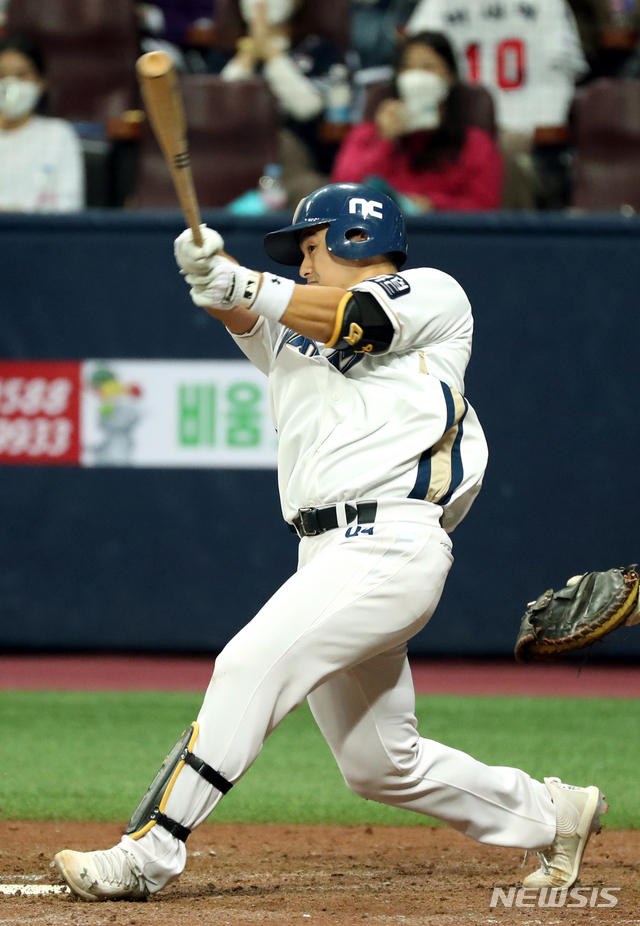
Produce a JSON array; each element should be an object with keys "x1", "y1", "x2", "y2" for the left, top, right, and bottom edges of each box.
[
  {"x1": 537, "y1": 851, "x2": 552, "y2": 874},
  {"x1": 91, "y1": 848, "x2": 144, "y2": 891}
]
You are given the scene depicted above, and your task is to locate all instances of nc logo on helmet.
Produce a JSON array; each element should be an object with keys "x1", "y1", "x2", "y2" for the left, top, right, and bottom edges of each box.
[{"x1": 345, "y1": 198, "x2": 383, "y2": 220}]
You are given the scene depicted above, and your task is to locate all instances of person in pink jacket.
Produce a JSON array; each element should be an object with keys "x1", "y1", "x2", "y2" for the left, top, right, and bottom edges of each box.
[{"x1": 332, "y1": 31, "x2": 504, "y2": 212}]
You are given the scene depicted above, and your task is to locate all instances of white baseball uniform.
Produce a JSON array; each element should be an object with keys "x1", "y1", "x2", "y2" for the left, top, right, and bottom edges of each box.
[
  {"x1": 407, "y1": 0, "x2": 588, "y2": 134},
  {"x1": 117, "y1": 265, "x2": 556, "y2": 891}
]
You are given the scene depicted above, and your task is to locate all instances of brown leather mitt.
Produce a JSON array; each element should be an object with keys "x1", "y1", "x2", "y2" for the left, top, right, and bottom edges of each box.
[{"x1": 515, "y1": 565, "x2": 640, "y2": 662}]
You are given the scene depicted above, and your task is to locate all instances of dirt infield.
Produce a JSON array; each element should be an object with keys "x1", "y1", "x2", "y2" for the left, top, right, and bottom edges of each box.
[{"x1": 1, "y1": 822, "x2": 638, "y2": 926}]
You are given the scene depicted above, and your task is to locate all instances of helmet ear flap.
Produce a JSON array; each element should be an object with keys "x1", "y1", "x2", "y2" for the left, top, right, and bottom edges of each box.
[
  {"x1": 326, "y1": 224, "x2": 369, "y2": 256},
  {"x1": 345, "y1": 226, "x2": 370, "y2": 242},
  {"x1": 326, "y1": 216, "x2": 397, "y2": 263}
]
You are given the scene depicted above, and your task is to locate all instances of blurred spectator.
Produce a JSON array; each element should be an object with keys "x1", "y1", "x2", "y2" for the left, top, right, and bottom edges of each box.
[
  {"x1": 351, "y1": 0, "x2": 419, "y2": 69},
  {"x1": 220, "y1": 0, "x2": 343, "y2": 203},
  {"x1": 407, "y1": 0, "x2": 587, "y2": 133},
  {"x1": 138, "y1": 1, "x2": 215, "y2": 45},
  {"x1": 138, "y1": 1, "x2": 216, "y2": 72},
  {"x1": 622, "y1": 40, "x2": 640, "y2": 72},
  {"x1": 0, "y1": 36, "x2": 84, "y2": 212},
  {"x1": 599, "y1": 1, "x2": 640, "y2": 74},
  {"x1": 568, "y1": 1, "x2": 640, "y2": 75},
  {"x1": 614, "y1": 0, "x2": 640, "y2": 75},
  {"x1": 567, "y1": 0, "x2": 606, "y2": 66},
  {"x1": 332, "y1": 31, "x2": 503, "y2": 210},
  {"x1": 406, "y1": 0, "x2": 588, "y2": 207}
]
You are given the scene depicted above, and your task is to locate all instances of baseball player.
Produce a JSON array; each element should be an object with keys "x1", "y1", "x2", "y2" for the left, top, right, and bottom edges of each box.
[{"x1": 53, "y1": 183, "x2": 606, "y2": 901}]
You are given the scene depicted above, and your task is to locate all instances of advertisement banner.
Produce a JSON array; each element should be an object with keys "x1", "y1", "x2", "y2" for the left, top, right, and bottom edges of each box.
[
  {"x1": 0, "y1": 360, "x2": 277, "y2": 468},
  {"x1": 0, "y1": 361, "x2": 81, "y2": 465}
]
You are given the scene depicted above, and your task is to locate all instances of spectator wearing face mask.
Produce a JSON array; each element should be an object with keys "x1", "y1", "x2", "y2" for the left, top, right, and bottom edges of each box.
[
  {"x1": 0, "y1": 36, "x2": 84, "y2": 212},
  {"x1": 405, "y1": 0, "x2": 588, "y2": 208},
  {"x1": 332, "y1": 31, "x2": 503, "y2": 210},
  {"x1": 220, "y1": 0, "x2": 344, "y2": 201}
]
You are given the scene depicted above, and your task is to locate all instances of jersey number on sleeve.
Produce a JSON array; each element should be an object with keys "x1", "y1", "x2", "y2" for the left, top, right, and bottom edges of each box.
[{"x1": 465, "y1": 39, "x2": 526, "y2": 90}]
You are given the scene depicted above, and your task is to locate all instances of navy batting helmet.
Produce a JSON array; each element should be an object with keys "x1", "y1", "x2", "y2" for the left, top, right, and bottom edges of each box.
[{"x1": 263, "y1": 182, "x2": 408, "y2": 268}]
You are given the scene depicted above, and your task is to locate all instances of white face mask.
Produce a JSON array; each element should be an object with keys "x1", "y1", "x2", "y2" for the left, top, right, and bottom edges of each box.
[
  {"x1": 239, "y1": 0, "x2": 296, "y2": 25},
  {"x1": 0, "y1": 77, "x2": 42, "y2": 120},
  {"x1": 397, "y1": 70, "x2": 449, "y2": 131}
]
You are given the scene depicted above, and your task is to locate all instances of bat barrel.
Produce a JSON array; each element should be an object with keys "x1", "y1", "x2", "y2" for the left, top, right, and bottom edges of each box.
[{"x1": 135, "y1": 50, "x2": 204, "y2": 247}]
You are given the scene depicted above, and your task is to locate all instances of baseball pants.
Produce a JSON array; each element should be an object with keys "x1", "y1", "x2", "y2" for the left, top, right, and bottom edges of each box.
[{"x1": 119, "y1": 509, "x2": 556, "y2": 891}]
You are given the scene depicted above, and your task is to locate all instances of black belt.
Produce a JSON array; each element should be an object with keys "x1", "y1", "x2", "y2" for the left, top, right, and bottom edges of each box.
[{"x1": 291, "y1": 501, "x2": 378, "y2": 538}]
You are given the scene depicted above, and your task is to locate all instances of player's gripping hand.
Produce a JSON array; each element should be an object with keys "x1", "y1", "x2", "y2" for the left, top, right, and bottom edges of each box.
[
  {"x1": 185, "y1": 257, "x2": 260, "y2": 310},
  {"x1": 174, "y1": 225, "x2": 225, "y2": 276},
  {"x1": 184, "y1": 258, "x2": 294, "y2": 322}
]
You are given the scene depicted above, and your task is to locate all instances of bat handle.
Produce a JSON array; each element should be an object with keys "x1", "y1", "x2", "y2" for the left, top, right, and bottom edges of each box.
[{"x1": 192, "y1": 224, "x2": 203, "y2": 248}]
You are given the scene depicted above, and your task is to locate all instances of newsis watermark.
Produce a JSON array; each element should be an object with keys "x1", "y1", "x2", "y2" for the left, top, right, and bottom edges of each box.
[{"x1": 490, "y1": 886, "x2": 620, "y2": 909}]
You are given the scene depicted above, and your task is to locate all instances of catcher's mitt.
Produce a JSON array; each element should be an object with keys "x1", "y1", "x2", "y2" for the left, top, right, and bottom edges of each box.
[{"x1": 515, "y1": 565, "x2": 640, "y2": 662}]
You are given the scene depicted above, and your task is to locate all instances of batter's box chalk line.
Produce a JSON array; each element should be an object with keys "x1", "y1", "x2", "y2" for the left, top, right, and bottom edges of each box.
[{"x1": 0, "y1": 883, "x2": 69, "y2": 895}]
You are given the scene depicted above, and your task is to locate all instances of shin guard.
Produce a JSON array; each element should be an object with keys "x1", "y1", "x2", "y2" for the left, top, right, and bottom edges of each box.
[{"x1": 126, "y1": 722, "x2": 232, "y2": 842}]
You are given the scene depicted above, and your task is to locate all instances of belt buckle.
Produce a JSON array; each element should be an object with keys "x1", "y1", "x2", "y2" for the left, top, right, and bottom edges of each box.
[{"x1": 298, "y1": 507, "x2": 320, "y2": 537}]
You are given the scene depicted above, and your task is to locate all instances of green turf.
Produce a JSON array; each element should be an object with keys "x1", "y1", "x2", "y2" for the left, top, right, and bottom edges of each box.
[{"x1": 0, "y1": 691, "x2": 638, "y2": 827}]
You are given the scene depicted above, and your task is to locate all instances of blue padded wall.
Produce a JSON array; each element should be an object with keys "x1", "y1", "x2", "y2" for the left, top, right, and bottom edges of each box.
[{"x1": 2, "y1": 211, "x2": 640, "y2": 656}]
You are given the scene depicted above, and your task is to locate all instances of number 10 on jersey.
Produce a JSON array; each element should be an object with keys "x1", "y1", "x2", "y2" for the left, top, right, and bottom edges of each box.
[{"x1": 465, "y1": 39, "x2": 526, "y2": 90}]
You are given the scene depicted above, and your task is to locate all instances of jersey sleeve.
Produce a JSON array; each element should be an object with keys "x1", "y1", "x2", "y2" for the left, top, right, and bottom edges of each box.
[
  {"x1": 229, "y1": 315, "x2": 285, "y2": 375},
  {"x1": 545, "y1": 0, "x2": 589, "y2": 80},
  {"x1": 263, "y1": 54, "x2": 324, "y2": 122},
  {"x1": 349, "y1": 268, "x2": 473, "y2": 354}
]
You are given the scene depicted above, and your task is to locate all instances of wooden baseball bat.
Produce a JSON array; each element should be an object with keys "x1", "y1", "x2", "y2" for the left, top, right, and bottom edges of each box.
[{"x1": 136, "y1": 50, "x2": 204, "y2": 247}]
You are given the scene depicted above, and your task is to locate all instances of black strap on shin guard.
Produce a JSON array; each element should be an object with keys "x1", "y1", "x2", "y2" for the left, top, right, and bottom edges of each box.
[
  {"x1": 153, "y1": 752, "x2": 233, "y2": 841},
  {"x1": 151, "y1": 746, "x2": 233, "y2": 842},
  {"x1": 126, "y1": 723, "x2": 233, "y2": 844},
  {"x1": 181, "y1": 749, "x2": 233, "y2": 794},
  {"x1": 150, "y1": 809, "x2": 191, "y2": 843}
]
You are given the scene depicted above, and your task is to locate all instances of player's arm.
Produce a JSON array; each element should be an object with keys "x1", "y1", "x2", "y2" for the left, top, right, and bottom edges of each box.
[
  {"x1": 283, "y1": 285, "x2": 394, "y2": 353},
  {"x1": 175, "y1": 225, "x2": 341, "y2": 338},
  {"x1": 202, "y1": 284, "x2": 346, "y2": 342},
  {"x1": 174, "y1": 226, "x2": 393, "y2": 351},
  {"x1": 193, "y1": 279, "x2": 393, "y2": 354}
]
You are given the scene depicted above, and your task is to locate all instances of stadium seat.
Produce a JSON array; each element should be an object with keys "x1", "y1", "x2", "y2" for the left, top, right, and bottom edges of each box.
[
  {"x1": 6, "y1": 0, "x2": 138, "y2": 121},
  {"x1": 362, "y1": 80, "x2": 497, "y2": 138},
  {"x1": 572, "y1": 78, "x2": 640, "y2": 212},
  {"x1": 132, "y1": 76, "x2": 279, "y2": 208},
  {"x1": 213, "y1": 0, "x2": 350, "y2": 53}
]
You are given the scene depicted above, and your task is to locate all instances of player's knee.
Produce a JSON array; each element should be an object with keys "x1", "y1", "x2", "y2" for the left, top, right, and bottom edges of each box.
[
  {"x1": 212, "y1": 634, "x2": 275, "y2": 679},
  {"x1": 341, "y1": 765, "x2": 390, "y2": 803},
  {"x1": 207, "y1": 638, "x2": 308, "y2": 702},
  {"x1": 210, "y1": 642, "x2": 247, "y2": 680},
  {"x1": 340, "y1": 743, "x2": 422, "y2": 803},
  {"x1": 213, "y1": 628, "x2": 316, "y2": 686}
]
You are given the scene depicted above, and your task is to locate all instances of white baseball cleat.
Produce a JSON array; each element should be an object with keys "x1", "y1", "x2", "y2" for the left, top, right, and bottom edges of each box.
[
  {"x1": 52, "y1": 846, "x2": 149, "y2": 901},
  {"x1": 523, "y1": 777, "x2": 608, "y2": 889}
]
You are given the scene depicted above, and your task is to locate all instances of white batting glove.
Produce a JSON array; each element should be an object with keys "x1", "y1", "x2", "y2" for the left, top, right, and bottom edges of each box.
[
  {"x1": 185, "y1": 257, "x2": 261, "y2": 311},
  {"x1": 185, "y1": 259, "x2": 295, "y2": 322},
  {"x1": 174, "y1": 225, "x2": 225, "y2": 277}
]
